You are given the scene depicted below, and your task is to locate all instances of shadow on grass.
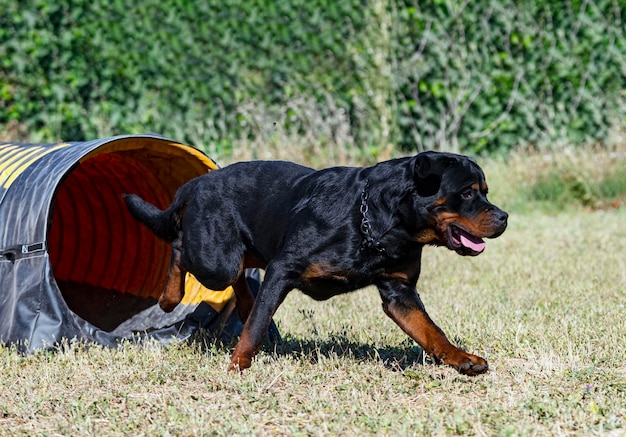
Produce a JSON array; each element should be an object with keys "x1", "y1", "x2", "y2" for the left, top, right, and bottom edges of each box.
[
  {"x1": 191, "y1": 330, "x2": 429, "y2": 371},
  {"x1": 271, "y1": 335, "x2": 429, "y2": 371}
]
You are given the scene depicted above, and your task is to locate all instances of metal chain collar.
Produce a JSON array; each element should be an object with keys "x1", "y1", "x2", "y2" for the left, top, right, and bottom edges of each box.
[{"x1": 359, "y1": 180, "x2": 387, "y2": 255}]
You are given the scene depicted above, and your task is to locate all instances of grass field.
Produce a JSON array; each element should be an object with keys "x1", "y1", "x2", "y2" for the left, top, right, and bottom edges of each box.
[{"x1": 1, "y1": 153, "x2": 625, "y2": 436}]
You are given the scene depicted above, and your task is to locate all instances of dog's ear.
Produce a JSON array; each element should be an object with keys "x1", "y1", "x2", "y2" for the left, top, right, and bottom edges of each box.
[{"x1": 412, "y1": 152, "x2": 455, "y2": 197}]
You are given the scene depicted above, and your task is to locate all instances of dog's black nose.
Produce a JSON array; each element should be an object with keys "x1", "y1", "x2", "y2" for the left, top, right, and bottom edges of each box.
[
  {"x1": 495, "y1": 209, "x2": 508, "y2": 224},
  {"x1": 486, "y1": 205, "x2": 508, "y2": 223},
  {"x1": 486, "y1": 208, "x2": 508, "y2": 238}
]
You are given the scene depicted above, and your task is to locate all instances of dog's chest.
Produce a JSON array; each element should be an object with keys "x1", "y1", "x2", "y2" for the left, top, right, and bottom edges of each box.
[{"x1": 298, "y1": 262, "x2": 375, "y2": 300}]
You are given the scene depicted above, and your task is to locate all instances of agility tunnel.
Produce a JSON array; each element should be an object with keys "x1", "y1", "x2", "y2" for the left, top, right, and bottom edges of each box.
[{"x1": 0, "y1": 134, "x2": 251, "y2": 350}]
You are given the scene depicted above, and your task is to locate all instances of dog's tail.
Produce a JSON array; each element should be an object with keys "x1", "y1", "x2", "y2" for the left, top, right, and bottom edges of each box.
[{"x1": 123, "y1": 193, "x2": 184, "y2": 242}]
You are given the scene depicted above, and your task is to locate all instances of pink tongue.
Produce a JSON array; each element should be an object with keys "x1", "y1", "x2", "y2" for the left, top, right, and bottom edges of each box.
[{"x1": 459, "y1": 233, "x2": 486, "y2": 253}]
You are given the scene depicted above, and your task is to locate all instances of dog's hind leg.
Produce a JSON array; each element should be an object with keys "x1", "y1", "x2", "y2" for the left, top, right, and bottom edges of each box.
[
  {"x1": 232, "y1": 255, "x2": 267, "y2": 323},
  {"x1": 159, "y1": 238, "x2": 187, "y2": 312},
  {"x1": 232, "y1": 274, "x2": 255, "y2": 323}
]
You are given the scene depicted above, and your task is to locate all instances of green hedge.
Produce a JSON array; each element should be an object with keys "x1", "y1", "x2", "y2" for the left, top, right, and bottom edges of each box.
[
  {"x1": 394, "y1": 0, "x2": 626, "y2": 153},
  {"x1": 0, "y1": 0, "x2": 624, "y2": 156}
]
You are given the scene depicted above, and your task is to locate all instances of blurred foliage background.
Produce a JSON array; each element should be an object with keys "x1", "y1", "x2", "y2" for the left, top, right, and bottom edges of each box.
[{"x1": 0, "y1": 0, "x2": 624, "y2": 159}]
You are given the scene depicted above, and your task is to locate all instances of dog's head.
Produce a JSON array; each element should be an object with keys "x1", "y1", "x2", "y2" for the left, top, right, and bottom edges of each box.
[{"x1": 410, "y1": 151, "x2": 508, "y2": 256}]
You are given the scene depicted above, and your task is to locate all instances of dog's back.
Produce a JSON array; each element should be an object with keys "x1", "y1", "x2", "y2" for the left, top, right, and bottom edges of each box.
[{"x1": 124, "y1": 160, "x2": 315, "y2": 244}]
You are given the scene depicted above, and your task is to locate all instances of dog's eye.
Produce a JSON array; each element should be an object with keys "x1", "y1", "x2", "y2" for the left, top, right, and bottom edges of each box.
[{"x1": 461, "y1": 189, "x2": 474, "y2": 200}]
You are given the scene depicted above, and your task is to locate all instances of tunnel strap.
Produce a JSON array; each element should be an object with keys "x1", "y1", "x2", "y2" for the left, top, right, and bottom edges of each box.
[{"x1": 0, "y1": 242, "x2": 46, "y2": 262}]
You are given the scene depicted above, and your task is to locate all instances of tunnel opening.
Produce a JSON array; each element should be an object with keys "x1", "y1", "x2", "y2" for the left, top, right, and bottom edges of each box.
[{"x1": 47, "y1": 137, "x2": 219, "y2": 332}]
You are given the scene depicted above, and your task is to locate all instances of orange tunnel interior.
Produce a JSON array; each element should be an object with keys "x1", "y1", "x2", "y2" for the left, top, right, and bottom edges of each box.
[{"x1": 46, "y1": 137, "x2": 229, "y2": 331}]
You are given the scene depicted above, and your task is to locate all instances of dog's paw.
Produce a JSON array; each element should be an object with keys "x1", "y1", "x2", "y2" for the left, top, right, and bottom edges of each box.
[
  {"x1": 228, "y1": 355, "x2": 253, "y2": 372},
  {"x1": 455, "y1": 354, "x2": 489, "y2": 376},
  {"x1": 158, "y1": 296, "x2": 179, "y2": 313}
]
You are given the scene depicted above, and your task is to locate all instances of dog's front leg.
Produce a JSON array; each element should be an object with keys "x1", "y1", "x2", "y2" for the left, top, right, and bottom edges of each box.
[
  {"x1": 228, "y1": 264, "x2": 290, "y2": 371},
  {"x1": 377, "y1": 280, "x2": 488, "y2": 376}
]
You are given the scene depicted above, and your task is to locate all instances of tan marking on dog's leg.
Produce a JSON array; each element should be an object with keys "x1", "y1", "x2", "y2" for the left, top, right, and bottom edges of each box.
[
  {"x1": 383, "y1": 303, "x2": 488, "y2": 376},
  {"x1": 159, "y1": 239, "x2": 186, "y2": 312},
  {"x1": 228, "y1": 326, "x2": 258, "y2": 371},
  {"x1": 232, "y1": 274, "x2": 255, "y2": 323}
]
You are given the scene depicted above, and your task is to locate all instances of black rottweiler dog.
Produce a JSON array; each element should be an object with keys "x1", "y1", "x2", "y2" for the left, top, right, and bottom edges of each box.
[{"x1": 124, "y1": 151, "x2": 507, "y2": 375}]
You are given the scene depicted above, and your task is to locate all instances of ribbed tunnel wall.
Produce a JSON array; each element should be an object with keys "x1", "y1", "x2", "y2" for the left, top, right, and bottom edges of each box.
[{"x1": 46, "y1": 138, "x2": 219, "y2": 331}]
